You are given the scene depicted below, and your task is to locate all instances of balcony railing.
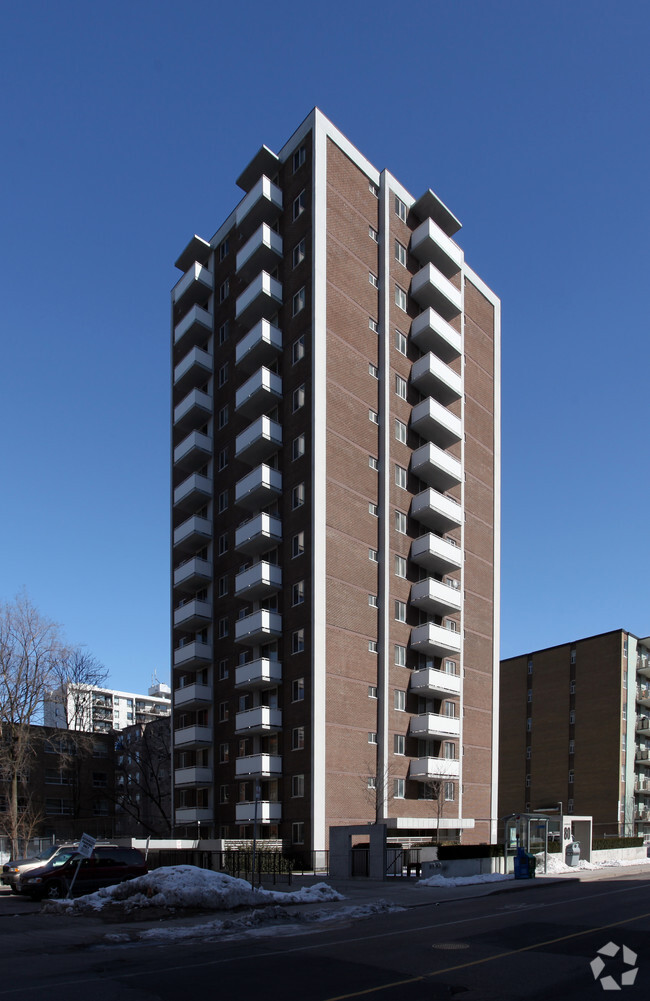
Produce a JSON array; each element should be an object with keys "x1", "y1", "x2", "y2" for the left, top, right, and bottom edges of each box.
[
  {"x1": 173, "y1": 599, "x2": 211, "y2": 630},
  {"x1": 174, "y1": 766, "x2": 213, "y2": 787},
  {"x1": 236, "y1": 223, "x2": 283, "y2": 279},
  {"x1": 409, "y1": 757, "x2": 460, "y2": 781},
  {"x1": 173, "y1": 430, "x2": 212, "y2": 471},
  {"x1": 235, "y1": 415, "x2": 282, "y2": 466},
  {"x1": 173, "y1": 472, "x2": 212, "y2": 511},
  {"x1": 234, "y1": 610, "x2": 282, "y2": 646},
  {"x1": 411, "y1": 397, "x2": 462, "y2": 448},
  {"x1": 173, "y1": 641, "x2": 212, "y2": 669},
  {"x1": 410, "y1": 622, "x2": 462, "y2": 659},
  {"x1": 173, "y1": 514, "x2": 212, "y2": 553},
  {"x1": 235, "y1": 754, "x2": 282, "y2": 778},
  {"x1": 173, "y1": 303, "x2": 212, "y2": 351},
  {"x1": 235, "y1": 658, "x2": 282, "y2": 689},
  {"x1": 236, "y1": 319, "x2": 282, "y2": 373},
  {"x1": 410, "y1": 442, "x2": 462, "y2": 492},
  {"x1": 410, "y1": 308, "x2": 461, "y2": 362},
  {"x1": 235, "y1": 272, "x2": 283, "y2": 325},
  {"x1": 235, "y1": 801, "x2": 282, "y2": 824},
  {"x1": 173, "y1": 556, "x2": 212, "y2": 590},
  {"x1": 175, "y1": 807, "x2": 213, "y2": 823},
  {"x1": 410, "y1": 668, "x2": 461, "y2": 698},
  {"x1": 235, "y1": 175, "x2": 282, "y2": 236},
  {"x1": 410, "y1": 578, "x2": 462, "y2": 617},
  {"x1": 409, "y1": 713, "x2": 461, "y2": 739},
  {"x1": 173, "y1": 346, "x2": 212, "y2": 391},
  {"x1": 174, "y1": 388, "x2": 212, "y2": 432},
  {"x1": 410, "y1": 533, "x2": 462, "y2": 575},
  {"x1": 173, "y1": 725, "x2": 212, "y2": 747},
  {"x1": 235, "y1": 366, "x2": 283, "y2": 419},
  {"x1": 234, "y1": 562, "x2": 282, "y2": 599},
  {"x1": 235, "y1": 464, "x2": 282, "y2": 511},
  {"x1": 410, "y1": 488, "x2": 462, "y2": 533},
  {"x1": 410, "y1": 263, "x2": 462, "y2": 320},
  {"x1": 234, "y1": 512, "x2": 282, "y2": 555},
  {"x1": 234, "y1": 706, "x2": 282, "y2": 733},
  {"x1": 174, "y1": 683, "x2": 213, "y2": 710},
  {"x1": 410, "y1": 216, "x2": 463, "y2": 278}
]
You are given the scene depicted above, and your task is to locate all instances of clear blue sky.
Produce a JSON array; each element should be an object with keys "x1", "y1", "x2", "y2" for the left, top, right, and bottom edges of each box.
[{"x1": 1, "y1": 0, "x2": 648, "y2": 693}]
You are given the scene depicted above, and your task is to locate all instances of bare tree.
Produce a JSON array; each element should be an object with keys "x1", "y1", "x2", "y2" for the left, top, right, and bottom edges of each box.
[
  {"x1": 47, "y1": 649, "x2": 109, "y2": 732},
  {"x1": 0, "y1": 594, "x2": 65, "y2": 856},
  {"x1": 421, "y1": 777, "x2": 458, "y2": 843},
  {"x1": 114, "y1": 719, "x2": 172, "y2": 837}
]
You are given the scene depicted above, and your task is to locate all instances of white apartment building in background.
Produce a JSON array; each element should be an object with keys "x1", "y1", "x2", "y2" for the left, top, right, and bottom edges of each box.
[{"x1": 44, "y1": 682, "x2": 171, "y2": 733}]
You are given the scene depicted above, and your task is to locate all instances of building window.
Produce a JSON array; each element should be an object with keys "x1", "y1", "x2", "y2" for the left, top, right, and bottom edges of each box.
[
  {"x1": 219, "y1": 785, "x2": 229, "y2": 804},
  {"x1": 395, "y1": 419, "x2": 407, "y2": 443},
  {"x1": 445, "y1": 782, "x2": 455, "y2": 802},
  {"x1": 570, "y1": 679, "x2": 576, "y2": 694},
  {"x1": 395, "y1": 644, "x2": 406, "y2": 667},
  {"x1": 292, "y1": 335, "x2": 305, "y2": 364},
  {"x1": 218, "y1": 574, "x2": 228, "y2": 597},
  {"x1": 395, "y1": 555, "x2": 407, "y2": 578},
  {"x1": 527, "y1": 689, "x2": 532, "y2": 703},
  {"x1": 219, "y1": 320, "x2": 229, "y2": 344},
  {"x1": 218, "y1": 489, "x2": 228, "y2": 513},
  {"x1": 369, "y1": 548, "x2": 378, "y2": 562},
  {"x1": 369, "y1": 409, "x2": 379, "y2": 425},
  {"x1": 395, "y1": 240, "x2": 407, "y2": 266},
  {"x1": 292, "y1": 287, "x2": 306, "y2": 316},
  {"x1": 369, "y1": 181, "x2": 379, "y2": 197},
  {"x1": 293, "y1": 239, "x2": 306, "y2": 268},
  {"x1": 218, "y1": 701, "x2": 229, "y2": 723},
  {"x1": 369, "y1": 502, "x2": 378, "y2": 516},
  {"x1": 394, "y1": 690, "x2": 406, "y2": 711},
  {"x1": 369, "y1": 456, "x2": 379, "y2": 471},
  {"x1": 368, "y1": 363, "x2": 379, "y2": 379},
  {"x1": 369, "y1": 272, "x2": 379, "y2": 289},
  {"x1": 395, "y1": 375, "x2": 407, "y2": 400},
  {"x1": 569, "y1": 739, "x2": 575, "y2": 755},
  {"x1": 368, "y1": 640, "x2": 378, "y2": 654},
  {"x1": 395, "y1": 465, "x2": 407, "y2": 489},
  {"x1": 292, "y1": 726, "x2": 305, "y2": 750},
  {"x1": 394, "y1": 195, "x2": 407, "y2": 221},
  {"x1": 395, "y1": 330, "x2": 407, "y2": 355},
  {"x1": 368, "y1": 595, "x2": 378, "y2": 608},
  {"x1": 219, "y1": 278, "x2": 229, "y2": 303},
  {"x1": 292, "y1": 531, "x2": 305, "y2": 557},
  {"x1": 292, "y1": 821, "x2": 305, "y2": 845},
  {"x1": 292, "y1": 580, "x2": 305, "y2": 606},
  {"x1": 293, "y1": 190, "x2": 306, "y2": 220},
  {"x1": 569, "y1": 769, "x2": 574, "y2": 784},
  {"x1": 368, "y1": 685, "x2": 377, "y2": 699},
  {"x1": 570, "y1": 647, "x2": 576, "y2": 665},
  {"x1": 219, "y1": 743, "x2": 229, "y2": 764},
  {"x1": 218, "y1": 405, "x2": 229, "y2": 429},
  {"x1": 368, "y1": 776, "x2": 377, "y2": 790},
  {"x1": 219, "y1": 660, "x2": 229, "y2": 681},
  {"x1": 395, "y1": 285, "x2": 407, "y2": 311},
  {"x1": 368, "y1": 732, "x2": 377, "y2": 744},
  {"x1": 292, "y1": 774, "x2": 305, "y2": 797},
  {"x1": 394, "y1": 734, "x2": 405, "y2": 755},
  {"x1": 292, "y1": 434, "x2": 305, "y2": 460},
  {"x1": 394, "y1": 602, "x2": 406, "y2": 627},
  {"x1": 218, "y1": 617, "x2": 229, "y2": 639},
  {"x1": 293, "y1": 384, "x2": 306, "y2": 412},
  {"x1": 292, "y1": 629, "x2": 305, "y2": 654},
  {"x1": 369, "y1": 226, "x2": 379, "y2": 242},
  {"x1": 218, "y1": 447, "x2": 228, "y2": 471},
  {"x1": 292, "y1": 146, "x2": 306, "y2": 172},
  {"x1": 219, "y1": 238, "x2": 229, "y2": 261},
  {"x1": 526, "y1": 718, "x2": 532, "y2": 732},
  {"x1": 569, "y1": 710, "x2": 576, "y2": 724},
  {"x1": 393, "y1": 778, "x2": 405, "y2": 799},
  {"x1": 527, "y1": 658, "x2": 533, "y2": 674},
  {"x1": 292, "y1": 482, "x2": 305, "y2": 509},
  {"x1": 218, "y1": 363, "x2": 228, "y2": 387},
  {"x1": 369, "y1": 318, "x2": 379, "y2": 333},
  {"x1": 218, "y1": 532, "x2": 228, "y2": 555},
  {"x1": 526, "y1": 746, "x2": 532, "y2": 760},
  {"x1": 395, "y1": 511, "x2": 407, "y2": 534},
  {"x1": 292, "y1": 678, "x2": 305, "y2": 702}
]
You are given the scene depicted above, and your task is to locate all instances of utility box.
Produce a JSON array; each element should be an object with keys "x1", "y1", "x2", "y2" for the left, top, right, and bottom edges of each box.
[
  {"x1": 513, "y1": 848, "x2": 536, "y2": 879},
  {"x1": 565, "y1": 841, "x2": 580, "y2": 867}
]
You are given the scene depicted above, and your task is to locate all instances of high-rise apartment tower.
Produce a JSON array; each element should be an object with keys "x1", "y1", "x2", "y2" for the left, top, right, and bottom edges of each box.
[{"x1": 171, "y1": 110, "x2": 501, "y2": 850}]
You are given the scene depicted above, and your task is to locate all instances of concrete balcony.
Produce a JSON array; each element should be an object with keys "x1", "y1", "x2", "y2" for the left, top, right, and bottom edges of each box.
[
  {"x1": 174, "y1": 725, "x2": 212, "y2": 748},
  {"x1": 411, "y1": 442, "x2": 462, "y2": 492},
  {"x1": 409, "y1": 757, "x2": 460, "y2": 782},
  {"x1": 236, "y1": 319, "x2": 282, "y2": 374},
  {"x1": 174, "y1": 683, "x2": 213, "y2": 710},
  {"x1": 173, "y1": 598, "x2": 212, "y2": 630},
  {"x1": 235, "y1": 513, "x2": 282, "y2": 556},
  {"x1": 411, "y1": 397, "x2": 462, "y2": 449},
  {"x1": 410, "y1": 533, "x2": 462, "y2": 575},
  {"x1": 636, "y1": 716, "x2": 650, "y2": 735},
  {"x1": 174, "y1": 388, "x2": 212, "y2": 433},
  {"x1": 235, "y1": 175, "x2": 282, "y2": 237},
  {"x1": 173, "y1": 514, "x2": 212, "y2": 554},
  {"x1": 175, "y1": 807, "x2": 213, "y2": 824},
  {"x1": 236, "y1": 223, "x2": 283, "y2": 280},
  {"x1": 235, "y1": 610, "x2": 282, "y2": 646},
  {"x1": 173, "y1": 472, "x2": 212, "y2": 512},
  {"x1": 235, "y1": 754, "x2": 282, "y2": 778},
  {"x1": 173, "y1": 346, "x2": 212, "y2": 393},
  {"x1": 235, "y1": 658, "x2": 282, "y2": 689},
  {"x1": 235, "y1": 271, "x2": 283, "y2": 326},
  {"x1": 173, "y1": 303, "x2": 212, "y2": 351},
  {"x1": 410, "y1": 623, "x2": 462, "y2": 659},
  {"x1": 637, "y1": 688, "x2": 650, "y2": 708},
  {"x1": 235, "y1": 464, "x2": 282, "y2": 511},
  {"x1": 410, "y1": 714, "x2": 461, "y2": 739},
  {"x1": 410, "y1": 309, "x2": 461, "y2": 363},
  {"x1": 410, "y1": 578, "x2": 462, "y2": 617},
  {"x1": 173, "y1": 641, "x2": 213, "y2": 669},
  {"x1": 234, "y1": 706, "x2": 282, "y2": 734},
  {"x1": 410, "y1": 216, "x2": 463, "y2": 278},
  {"x1": 638, "y1": 658, "x2": 650, "y2": 679},
  {"x1": 173, "y1": 430, "x2": 212, "y2": 472},
  {"x1": 173, "y1": 556, "x2": 212, "y2": 591},
  {"x1": 234, "y1": 562, "x2": 282, "y2": 599},
  {"x1": 410, "y1": 263, "x2": 462, "y2": 320},
  {"x1": 410, "y1": 668, "x2": 461, "y2": 699},
  {"x1": 172, "y1": 263, "x2": 213, "y2": 316},
  {"x1": 235, "y1": 416, "x2": 282, "y2": 466},
  {"x1": 174, "y1": 234, "x2": 211, "y2": 274},
  {"x1": 410, "y1": 353, "x2": 462, "y2": 405},
  {"x1": 636, "y1": 747, "x2": 650, "y2": 763},
  {"x1": 235, "y1": 801, "x2": 282, "y2": 824},
  {"x1": 411, "y1": 488, "x2": 462, "y2": 533},
  {"x1": 235, "y1": 366, "x2": 283, "y2": 419},
  {"x1": 174, "y1": 766, "x2": 213, "y2": 786}
]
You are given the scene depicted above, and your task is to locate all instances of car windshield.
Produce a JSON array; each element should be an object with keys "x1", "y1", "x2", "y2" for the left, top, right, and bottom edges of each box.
[
  {"x1": 37, "y1": 847, "x2": 57, "y2": 860},
  {"x1": 50, "y1": 852, "x2": 78, "y2": 867}
]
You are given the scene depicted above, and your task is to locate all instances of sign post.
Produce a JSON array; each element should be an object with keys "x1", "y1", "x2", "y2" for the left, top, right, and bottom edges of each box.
[{"x1": 66, "y1": 832, "x2": 96, "y2": 899}]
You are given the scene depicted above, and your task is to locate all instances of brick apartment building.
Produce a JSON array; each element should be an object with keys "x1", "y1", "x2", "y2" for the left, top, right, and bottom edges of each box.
[
  {"x1": 499, "y1": 630, "x2": 650, "y2": 838},
  {"x1": 170, "y1": 109, "x2": 501, "y2": 850}
]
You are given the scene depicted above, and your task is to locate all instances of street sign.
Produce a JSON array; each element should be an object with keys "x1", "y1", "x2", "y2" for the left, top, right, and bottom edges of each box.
[{"x1": 77, "y1": 833, "x2": 96, "y2": 859}]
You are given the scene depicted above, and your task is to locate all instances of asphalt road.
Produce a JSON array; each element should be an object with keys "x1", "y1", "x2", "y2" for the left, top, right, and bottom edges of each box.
[{"x1": 1, "y1": 872, "x2": 649, "y2": 1000}]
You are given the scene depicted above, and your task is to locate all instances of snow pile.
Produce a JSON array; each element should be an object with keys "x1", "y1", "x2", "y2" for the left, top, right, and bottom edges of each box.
[
  {"x1": 418, "y1": 872, "x2": 513, "y2": 887},
  {"x1": 535, "y1": 852, "x2": 650, "y2": 874},
  {"x1": 43, "y1": 866, "x2": 344, "y2": 915}
]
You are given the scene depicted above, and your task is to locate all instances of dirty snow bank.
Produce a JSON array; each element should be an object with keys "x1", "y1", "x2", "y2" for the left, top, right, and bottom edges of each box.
[
  {"x1": 43, "y1": 866, "x2": 344, "y2": 915},
  {"x1": 417, "y1": 872, "x2": 513, "y2": 887},
  {"x1": 535, "y1": 852, "x2": 650, "y2": 874}
]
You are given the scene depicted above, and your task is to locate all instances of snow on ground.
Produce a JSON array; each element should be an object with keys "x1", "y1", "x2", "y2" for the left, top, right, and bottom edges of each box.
[
  {"x1": 43, "y1": 866, "x2": 344, "y2": 915},
  {"x1": 417, "y1": 872, "x2": 513, "y2": 888},
  {"x1": 535, "y1": 852, "x2": 650, "y2": 874}
]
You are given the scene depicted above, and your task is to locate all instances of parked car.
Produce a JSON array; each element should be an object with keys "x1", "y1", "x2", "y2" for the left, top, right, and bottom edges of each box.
[
  {"x1": 17, "y1": 846, "x2": 148, "y2": 901},
  {"x1": 2, "y1": 845, "x2": 71, "y2": 893}
]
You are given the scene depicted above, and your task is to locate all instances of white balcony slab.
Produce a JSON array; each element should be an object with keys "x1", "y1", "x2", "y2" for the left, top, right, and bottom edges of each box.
[
  {"x1": 173, "y1": 303, "x2": 212, "y2": 350},
  {"x1": 236, "y1": 223, "x2": 283, "y2": 279},
  {"x1": 411, "y1": 442, "x2": 462, "y2": 492},
  {"x1": 410, "y1": 668, "x2": 461, "y2": 699},
  {"x1": 173, "y1": 472, "x2": 212, "y2": 511},
  {"x1": 174, "y1": 234, "x2": 211, "y2": 274},
  {"x1": 410, "y1": 309, "x2": 461, "y2": 362},
  {"x1": 235, "y1": 801, "x2": 282, "y2": 824},
  {"x1": 410, "y1": 217, "x2": 463, "y2": 277},
  {"x1": 175, "y1": 807, "x2": 213, "y2": 823},
  {"x1": 235, "y1": 658, "x2": 282, "y2": 689},
  {"x1": 234, "y1": 562, "x2": 282, "y2": 599},
  {"x1": 173, "y1": 599, "x2": 211, "y2": 630},
  {"x1": 409, "y1": 757, "x2": 460, "y2": 782},
  {"x1": 235, "y1": 175, "x2": 282, "y2": 235},
  {"x1": 410, "y1": 397, "x2": 462, "y2": 449},
  {"x1": 235, "y1": 271, "x2": 283, "y2": 325},
  {"x1": 174, "y1": 766, "x2": 213, "y2": 786},
  {"x1": 172, "y1": 263, "x2": 213, "y2": 312},
  {"x1": 235, "y1": 513, "x2": 282, "y2": 555},
  {"x1": 173, "y1": 725, "x2": 212, "y2": 747},
  {"x1": 410, "y1": 623, "x2": 462, "y2": 659},
  {"x1": 410, "y1": 714, "x2": 461, "y2": 739},
  {"x1": 234, "y1": 705, "x2": 283, "y2": 733},
  {"x1": 236, "y1": 318, "x2": 283, "y2": 373},
  {"x1": 410, "y1": 263, "x2": 462, "y2": 320},
  {"x1": 235, "y1": 416, "x2": 282, "y2": 465},
  {"x1": 174, "y1": 346, "x2": 212, "y2": 390},
  {"x1": 173, "y1": 557, "x2": 212, "y2": 591},
  {"x1": 235, "y1": 464, "x2": 282, "y2": 510},
  {"x1": 173, "y1": 641, "x2": 213, "y2": 669},
  {"x1": 411, "y1": 488, "x2": 462, "y2": 533},
  {"x1": 410, "y1": 534, "x2": 462, "y2": 575},
  {"x1": 173, "y1": 430, "x2": 212, "y2": 470},
  {"x1": 173, "y1": 515, "x2": 212, "y2": 553},
  {"x1": 174, "y1": 388, "x2": 212, "y2": 431},
  {"x1": 410, "y1": 579, "x2": 462, "y2": 617},
  {"x1": 174, "y1": 683, "x2": 213, "y2": 710},
  {"x1": 410, "y1": 353, "x2": 462, "y2": 405},
  {"x1": 235, "y1": 366, "x2": 283, "y2": 419},
  {"x1": 234, "y1": 610, "x2": 282, "y2": 646},
  {"x1": 235, "y1": 754, "x2": 282, "y2": 778}
]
